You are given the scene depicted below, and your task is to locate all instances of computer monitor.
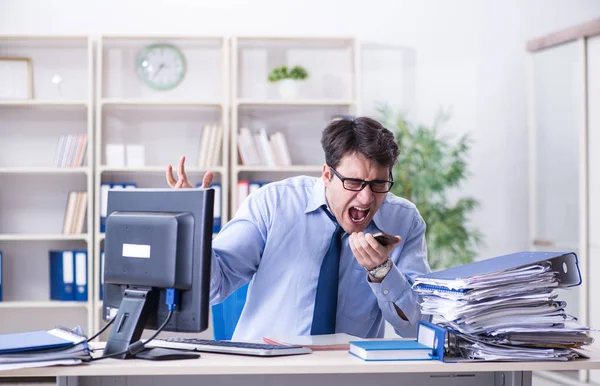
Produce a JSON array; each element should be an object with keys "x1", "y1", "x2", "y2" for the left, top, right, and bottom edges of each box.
[{"x1": 101, "y1": 187, "x2": 214, "y2": 359}]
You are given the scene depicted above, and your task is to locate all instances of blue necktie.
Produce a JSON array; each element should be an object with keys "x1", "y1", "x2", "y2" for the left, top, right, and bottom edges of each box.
[{"x1": 311, "y1": 206, "x2": 343, "y2": 335}]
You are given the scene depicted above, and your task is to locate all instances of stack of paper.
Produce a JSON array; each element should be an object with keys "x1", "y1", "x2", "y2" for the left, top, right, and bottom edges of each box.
[
  {"x1": 412, "y1": 251, "x2": 593, "y2": 361},
  {"x1": 0, "y1": 327, "x2": 91, "y2": 371}
]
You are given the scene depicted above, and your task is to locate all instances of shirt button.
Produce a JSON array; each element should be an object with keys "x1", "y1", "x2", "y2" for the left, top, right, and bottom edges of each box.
[{"x1": 383, "y1": 289, "x2": 389, "y2": 295}]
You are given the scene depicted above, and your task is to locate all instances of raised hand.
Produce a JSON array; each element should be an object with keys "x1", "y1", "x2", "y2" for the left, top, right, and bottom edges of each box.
[
  {"x1": 349, "y1": 232, "x2": 402, "y2": 277},
  {"x1": 166, "y1": 156, "x2": 214, "y2": 189}
]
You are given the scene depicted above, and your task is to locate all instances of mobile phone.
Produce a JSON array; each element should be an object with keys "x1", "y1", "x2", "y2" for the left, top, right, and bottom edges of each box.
[{"x1": 372, "y1": 232, "x2": 398, "y2": 246}]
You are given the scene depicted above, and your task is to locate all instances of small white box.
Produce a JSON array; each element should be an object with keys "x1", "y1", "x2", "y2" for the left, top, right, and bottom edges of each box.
[
  {"x1": 105, "y1": 144, "x2": 125, "y2": 167},
  {"x1": 126, "y1": 144, "x2": 145, "y2": 167}
]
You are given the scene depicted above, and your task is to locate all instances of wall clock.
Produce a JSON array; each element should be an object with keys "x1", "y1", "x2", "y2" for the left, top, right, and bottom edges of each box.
[{"x1": 137, "y1": 43, "x2": 187, "y2": 90}]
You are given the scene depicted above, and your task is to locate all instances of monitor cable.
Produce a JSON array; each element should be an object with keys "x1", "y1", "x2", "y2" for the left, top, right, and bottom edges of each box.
[
  {"x1": 85, "y1": 315, "x2": 116, "y2": 343},
  {"x1": 91, "y1": 288, "x2": 178, "y2": 361}
]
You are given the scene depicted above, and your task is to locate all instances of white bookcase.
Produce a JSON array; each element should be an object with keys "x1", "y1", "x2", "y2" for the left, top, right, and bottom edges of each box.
[
  {"x1": 0, "y1": 36, "x2": 94, "y2": 334},
  {"x1": 0, "y1": 35, "x2": 416, "y2": 342},
  {"x1": 94, "y1": 35, "x2": 230, "y2": 336},
  {"x1": 230, "y1": 36, "x2": 361, "y2": 213}
]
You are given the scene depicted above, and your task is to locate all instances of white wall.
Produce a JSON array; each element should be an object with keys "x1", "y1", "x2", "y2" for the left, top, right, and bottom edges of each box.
[{"x1": 1, "y1": 0, "x2": 600, "y2": 260}]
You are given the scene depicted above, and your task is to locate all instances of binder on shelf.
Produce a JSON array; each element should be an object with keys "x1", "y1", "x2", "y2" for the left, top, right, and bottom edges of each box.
[
  {"x1": 49, "y1": 251, "x2": 74, "y2": 301},
  {"x1": 74, "y1": 250, "x2": 87, "y2": 302},
  {"x1": 100, "y1": 182, "x2": 137, "y2": 233},
  {"x1": 99, "y1": 250, "x2": 105, "y2": 301},
  {"x1": 0, "y1": 250, "x2": 3, "y2": 302}
]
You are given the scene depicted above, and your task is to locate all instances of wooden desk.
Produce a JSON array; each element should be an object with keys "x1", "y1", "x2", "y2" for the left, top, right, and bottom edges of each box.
[{"x1": 2, "y1": 348, "x2": 600, "y2": 386}]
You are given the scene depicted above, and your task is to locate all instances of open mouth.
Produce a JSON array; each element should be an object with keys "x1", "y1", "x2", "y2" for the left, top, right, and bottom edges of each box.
[{"x1": 348, "y1": 206, "x2": 370, "y2": 224}]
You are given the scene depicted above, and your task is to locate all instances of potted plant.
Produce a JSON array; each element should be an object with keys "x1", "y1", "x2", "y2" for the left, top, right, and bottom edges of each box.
[
  {"x1": 378, "y1": 104, "x2": 484, "y2": 271},
  {"x1": 267, "y1": 65, "x2": 308, "y2": 99}
]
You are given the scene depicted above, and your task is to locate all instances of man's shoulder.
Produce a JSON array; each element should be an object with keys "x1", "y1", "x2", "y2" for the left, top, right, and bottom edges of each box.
[
  {"x1": 378, "y1": 193, "x2": 425, "y2": 229},
  {"x1": 382, "y1": 193, "x2": 420, "y2": 213},
  {"x1": 262, "y1": 175, "x2": 319, "y2": 191}
]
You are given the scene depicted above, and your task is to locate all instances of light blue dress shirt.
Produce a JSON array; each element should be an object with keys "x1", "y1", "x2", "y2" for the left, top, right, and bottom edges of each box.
[{"x1": 210, "y1": 175, "x2": 431, "y2": 341}]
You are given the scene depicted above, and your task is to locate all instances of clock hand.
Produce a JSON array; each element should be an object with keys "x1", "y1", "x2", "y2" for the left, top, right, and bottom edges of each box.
[{"x1": 155, "y1": 63, "x2": 166, "y2": 76}]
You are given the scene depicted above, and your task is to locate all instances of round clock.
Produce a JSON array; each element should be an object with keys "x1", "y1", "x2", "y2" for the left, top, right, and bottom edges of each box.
[{"x1": 137, "y1": 43, "x2": 187, "y2": 90}]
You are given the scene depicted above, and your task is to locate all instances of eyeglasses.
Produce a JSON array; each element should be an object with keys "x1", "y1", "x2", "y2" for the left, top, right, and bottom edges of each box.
[{"x1": 329, "y1": 166, "x2": 394, "y2": 193}]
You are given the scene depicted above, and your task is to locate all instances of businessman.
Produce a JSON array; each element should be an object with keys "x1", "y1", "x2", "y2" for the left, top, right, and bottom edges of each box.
[{"x1": 166, "y1": 117, "x2": 431, "y2": 340}]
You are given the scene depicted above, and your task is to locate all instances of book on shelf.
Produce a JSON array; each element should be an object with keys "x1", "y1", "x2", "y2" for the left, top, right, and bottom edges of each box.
[
  {"x1": 54, "y1": 134, "x2": 87, "y2": 168},
  {"x1": 197, "y1": 124, "x2": 223, "y2": 168},
  {"x1": 237, "y1": 128, "x2": 291, "y2": 166},
  {"x1": 49, "y1": 250, "x2": 88, "y2": 302},
  {"x1": 62, "y1": 191, "x2": 87, "y2": 234}
]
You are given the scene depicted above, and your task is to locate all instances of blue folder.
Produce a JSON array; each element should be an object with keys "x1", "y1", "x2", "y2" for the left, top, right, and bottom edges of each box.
[
  {"x1": 0, "y1": 250, "x2": 3, "y2": 302},
  {"x1": 0, "y1": 330, "x2": 80, "y2": 354},
  {"x1": 416, "y1": 251, "x2": 581, "y2": 287}
]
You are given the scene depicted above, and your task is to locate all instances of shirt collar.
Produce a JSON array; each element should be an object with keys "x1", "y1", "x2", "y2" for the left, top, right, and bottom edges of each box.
[
  {"x1": 305, "y1": 177, "x2": 328, "y2": 214},
  {"x1": 305, "y1": 177, "x2": 387, "y2": 233}
]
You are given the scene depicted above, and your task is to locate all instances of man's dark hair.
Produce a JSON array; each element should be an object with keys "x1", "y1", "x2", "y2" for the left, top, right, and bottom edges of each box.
[{"x1": 321, "y1": 117, "x2": 399, "y2": 169}]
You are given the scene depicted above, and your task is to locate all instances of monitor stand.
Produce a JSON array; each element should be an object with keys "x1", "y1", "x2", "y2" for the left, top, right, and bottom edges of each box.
[
  {"x1": 102, "y1": 287, "x2": 200, "y2": 361},
  {"x1": 103, "y1": 287, "x2": 157, "y2": 359}
]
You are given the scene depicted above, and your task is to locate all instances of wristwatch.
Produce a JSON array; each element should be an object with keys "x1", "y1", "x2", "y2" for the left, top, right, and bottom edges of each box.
[{"x1": 368, "y1": 259, "x2": 392, "y2": 279}]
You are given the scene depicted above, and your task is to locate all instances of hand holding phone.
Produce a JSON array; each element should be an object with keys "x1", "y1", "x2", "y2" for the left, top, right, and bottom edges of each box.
[{"x1": 372, "y1": 232, "x2": 400, "y2": 246}]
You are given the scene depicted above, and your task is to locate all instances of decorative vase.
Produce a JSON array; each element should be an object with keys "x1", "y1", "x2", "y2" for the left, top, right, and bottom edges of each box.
[{"x1": 278, "y1": 79, "x2": 297, "y2": 99}]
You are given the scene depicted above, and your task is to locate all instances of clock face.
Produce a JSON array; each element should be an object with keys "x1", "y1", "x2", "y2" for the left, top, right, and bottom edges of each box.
[{"x1": 137, "y1": 43, "x2": 187, "y2": 90}]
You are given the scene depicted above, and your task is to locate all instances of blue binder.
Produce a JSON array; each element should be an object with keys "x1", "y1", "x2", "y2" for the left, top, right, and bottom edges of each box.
[
  {"x1": 49, "y1": 250, "x2": 75, "y2": 301},
  {"x1": 99, "y1": 249, "x2": 105, "y2": 301},
  {"x1": 0, "y1": 250, "x2": 3, "y2": 302},
  {"x1": 74, "y1": 250, "x2": 88, "y2": 302},
  {"x1": 414, "y1": 251, "x2": 581, "y2": 292},
  {"x1": 417, "y1": 320, "x2": 449, "y2": 361}
]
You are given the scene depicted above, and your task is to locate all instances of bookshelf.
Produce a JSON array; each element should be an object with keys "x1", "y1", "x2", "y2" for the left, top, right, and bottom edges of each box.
[
  {"x1": 230, "y1": 36, "x2": 361, "y2": 213},
  {"x1": 93, "y1": 35, "x2": 230, "y2": 337},
  {"x1": 0, "y1": 36, "x2": 94, "y2": 334},
  {"x1": 0, "y1": 35, "x2": 415, "y2": 342}
]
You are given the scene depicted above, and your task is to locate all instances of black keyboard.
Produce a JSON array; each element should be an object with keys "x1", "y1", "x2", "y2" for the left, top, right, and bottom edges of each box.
[{"x1": 146, "y1": 337, "x2": 313, "y2": 357}]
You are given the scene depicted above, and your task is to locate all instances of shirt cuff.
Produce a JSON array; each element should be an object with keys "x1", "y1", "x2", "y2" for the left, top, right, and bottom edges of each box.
[{"x1": 367, "y1": 264, "x2": 409, "y2": 301}]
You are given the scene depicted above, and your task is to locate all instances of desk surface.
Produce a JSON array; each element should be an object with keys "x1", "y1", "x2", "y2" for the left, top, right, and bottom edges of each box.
[{"x1": 3, "y1": 347, "x2": 600, "y2": 377}]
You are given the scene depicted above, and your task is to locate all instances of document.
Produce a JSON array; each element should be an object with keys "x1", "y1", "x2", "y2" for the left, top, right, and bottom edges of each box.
[{"x1": 412, "y1": 251, "x2": 593, "y2": 361}]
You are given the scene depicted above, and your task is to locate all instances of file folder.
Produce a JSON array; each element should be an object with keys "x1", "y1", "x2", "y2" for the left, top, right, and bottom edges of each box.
[
  {"x1": 74, "y1": 250, "x2": 87, "y2": 302},
  {"x1": 0, "y1": 250, "x2": 3, "y2": 302},
  {"x1": 414, "y1": 251, "x2": 581, "y2": 292},
  {"x1": 49, "y1": 250, "x2": 75, "y2": 301},
  {"x1": 0, "y1": 328, "x2": 85, "y2": 354}
]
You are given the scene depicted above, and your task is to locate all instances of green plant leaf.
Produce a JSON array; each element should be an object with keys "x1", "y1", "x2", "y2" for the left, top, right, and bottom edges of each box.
[{"x1": 377, "y1": 103, "x2": 484, "y2": 271}]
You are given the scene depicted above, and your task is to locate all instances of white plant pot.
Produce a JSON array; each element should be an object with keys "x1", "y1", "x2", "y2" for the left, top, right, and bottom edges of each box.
[{"x1": 278, "y1": 79, "x2": 297, "y2": 99}]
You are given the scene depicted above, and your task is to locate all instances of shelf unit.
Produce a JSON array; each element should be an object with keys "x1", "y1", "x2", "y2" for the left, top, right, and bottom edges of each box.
[
  {"x1": 230, "y1": 36, "x2": 361, "y2": 212},
  {"x1": 93, "y1": 35, "x2": 230, "y2": 335},
  {"x1": 0, "y1": 35, "x2": 94, "y2": 334},
  {"x1": 0, "y1": 35, "x2": 416, "y2": 341}
]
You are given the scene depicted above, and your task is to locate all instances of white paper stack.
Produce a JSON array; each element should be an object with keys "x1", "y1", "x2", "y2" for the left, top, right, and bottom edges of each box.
[{"x1": 412, "y1": 251, "x2": 594, "y2": 361}]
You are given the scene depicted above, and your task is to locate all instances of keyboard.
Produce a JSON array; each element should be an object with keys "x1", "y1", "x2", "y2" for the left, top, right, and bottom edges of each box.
[{"x1": 146, "y1": 337, "x2": 313, "y2": 357}]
